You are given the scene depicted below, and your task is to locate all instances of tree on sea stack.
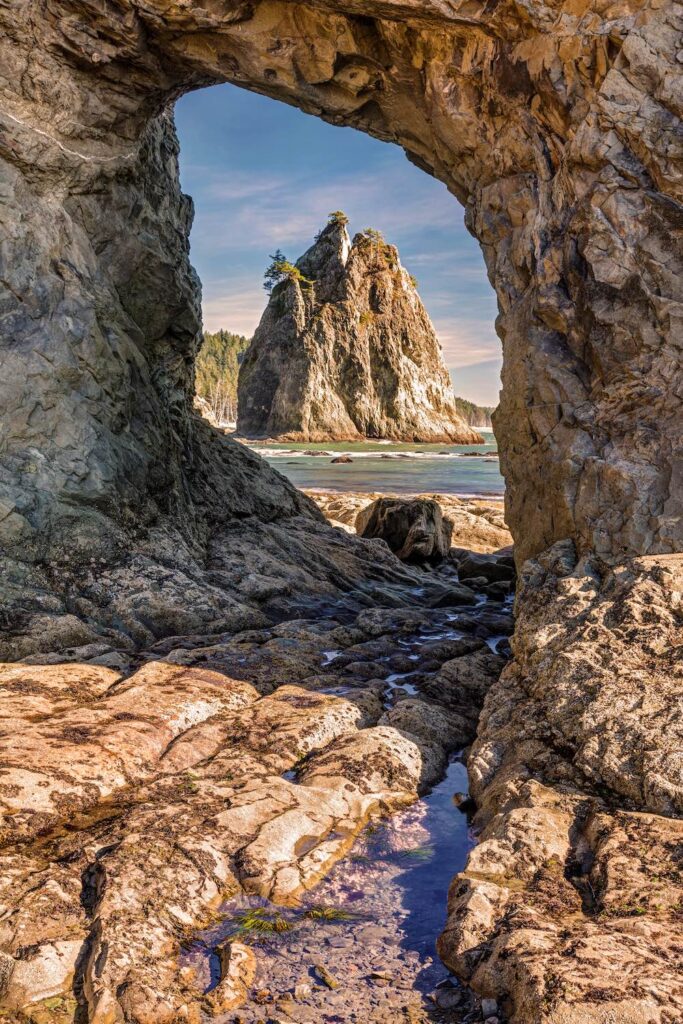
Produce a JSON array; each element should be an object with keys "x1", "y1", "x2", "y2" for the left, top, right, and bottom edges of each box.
[
  {"x1": 328, "y1": 210, "x2": 349, "y2": 226},
  {"x1": 237, "y1": 217, "x2": 482, "y2": 444},
  {"x1": 263, "y1": 250, "x2": 313, "y2": 293}
]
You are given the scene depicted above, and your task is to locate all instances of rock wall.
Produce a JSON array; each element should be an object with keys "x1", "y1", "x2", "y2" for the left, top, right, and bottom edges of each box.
[
  {"x1": 1, "y1": 0, "x2": 680, "y2": 577},
  {"x1": 237, "y1": 219, "x2": 481, "y2": 442},
  {"x1": 439, "y1": 547, "x2": 683, "y2": 1023},
  {"x1": 0, "y1": 3, "x2": 681, "y2": 1023}
]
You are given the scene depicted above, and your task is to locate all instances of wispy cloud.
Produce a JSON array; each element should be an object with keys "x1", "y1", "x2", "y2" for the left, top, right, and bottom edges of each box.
[
  {"x1": 205, "y1": 172, "x2": 290, "y2": 202},
  {"x1": 191, "y1": 162, "x2": 464, "y2": 258},
  {"x1": 435, "y1": 319, "x2": 500, "y2": 368},
  {"x1": 449, "y1": 358, "x2": 503, "y2": 406},
  {"x1": 202, "y1": 281, "x2": 266, "y2": 335}
]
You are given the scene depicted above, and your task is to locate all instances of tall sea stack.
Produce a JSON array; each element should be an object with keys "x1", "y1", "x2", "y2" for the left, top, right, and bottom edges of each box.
[{"x1": 237, "y1": 219, "x2": 484, "y2": 443}]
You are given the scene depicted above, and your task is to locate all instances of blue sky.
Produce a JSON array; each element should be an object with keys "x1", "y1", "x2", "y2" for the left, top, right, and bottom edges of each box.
[{"x1": 175, "y1": 85, "x2": 502, "y2": 406}]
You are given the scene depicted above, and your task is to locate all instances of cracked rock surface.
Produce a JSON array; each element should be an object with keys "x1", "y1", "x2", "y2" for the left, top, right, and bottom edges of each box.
[
  {"x1": 0, "y1": 583, "x2": 511, "y2": 1022},
  {"x1": 1, "y1": 2, "x2": 682, "y2": 1023},
  {"x1": 439, "y1": 548, "x2": 683, "y2": 1024}
]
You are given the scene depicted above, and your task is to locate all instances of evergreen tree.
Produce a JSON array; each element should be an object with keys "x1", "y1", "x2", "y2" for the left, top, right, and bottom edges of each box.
[
  {"x1": 195, "y1": 330, "x2": 250, "y2": 425},
  {"x1": 263, "y1": 250, "x2": 313, "y2": 292}
]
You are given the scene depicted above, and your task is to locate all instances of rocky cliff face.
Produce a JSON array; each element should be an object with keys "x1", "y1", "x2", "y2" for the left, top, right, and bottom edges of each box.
[
  {"x1": 453, "y1": 396, "x2": 494, "y2": 430},
  {"x1": 237, "y1": 221, "x2": 481, "y2": 443},
  {"x1": 0, "y1": 3, "x2": 681, "y2": 1023}
]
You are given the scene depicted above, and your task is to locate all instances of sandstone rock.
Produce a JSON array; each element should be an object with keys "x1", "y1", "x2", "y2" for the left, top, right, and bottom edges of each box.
[
  {"x1": 437, "y1": 506, "x2": 511, "y2": 554},
  {"x1": 0, "y1": 0, "x2": 676, "y2": 627},
  {"x1": 356, "y1": 498, "x2": 452, "y2": 564},
  {"x1": 0, "y1": 662, "x2": 260, "y2": 846},
  {"x1": 0, "y1": 3, "x2": 681, "y2": 1023},
  {"x1": 0, "y1": 598, "x2": 501, "y2": 1023},
  {"x1": 438, "y1": 551, "x2": 683, "y2": 1023},
  {"x1": 422, "y1": 647, "x2": 507, "y2": 733},
  {"x1": 379, "y1": 698, "x2": 470, "y2": 751},
  {"x1": 3, "y1": 939, "x2": 82, "y2": 1014},
  {"x1": 0, "y1": 662, "x2": 120, "y2": 734},
  {"x1": 454, "y1": 552, "x2": 515, "y2": 584},
  {"x1": 237, "y1": 219, "x2": 481, "y2": 444},
  {"x1": 203, "y1": 942, "x2": 256, "y2": 1015}
]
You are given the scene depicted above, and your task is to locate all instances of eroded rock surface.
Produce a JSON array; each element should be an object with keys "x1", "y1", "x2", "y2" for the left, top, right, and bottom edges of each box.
[
  {"x1": 439, "y1": 548, "x2": 683, "y2": 1024},
  {"x1": 310, "y1": 491, "x2": 512, "y2": 554},
  {"x1": 237, "y1": 219, "x2": 480, "y2": 443},
  {"x1": 1, "y1": 2, "x2": 682, "y2": 1022},
  {"x1": 1, "y1": 0, "x2": 680, "y2": 583},
  {"x1": 357, "y1": 497, "x2": 454, "y2": 563},
  {"x1": 0, "y1": 585, "x2": 511, "y2": 1023}
]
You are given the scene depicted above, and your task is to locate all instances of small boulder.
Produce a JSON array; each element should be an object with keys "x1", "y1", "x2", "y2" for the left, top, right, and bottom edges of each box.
[
  {"x1": 204, "y1": 942, "x2": 256, "y2": 1014},
  {"x1": 331, "y1": 454, "x2": 353, "y2": 463},
  {"x1": 454, "y1": 550, "x2": 515, "y2": 583},
  {"x1": 356, "y1": 498, "x2": 452, "y2": 564}
]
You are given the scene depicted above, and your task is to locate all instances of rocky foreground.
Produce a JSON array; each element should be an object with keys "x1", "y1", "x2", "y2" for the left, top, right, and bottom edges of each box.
[
  {"x1": 1, "y1": 493, "x2": 680, "y2": 1024},
  {"x1": 0, "y1": 552, "x2": 513, "y2": 1023}
]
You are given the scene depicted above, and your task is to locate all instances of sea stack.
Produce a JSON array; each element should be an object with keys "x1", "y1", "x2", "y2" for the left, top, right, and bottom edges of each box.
[{"x1": 237, "y1": 217, "x2": 483, "y2": 443}]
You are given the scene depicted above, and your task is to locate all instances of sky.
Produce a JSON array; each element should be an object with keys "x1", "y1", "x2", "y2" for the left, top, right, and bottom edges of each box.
[{"x1": 175, "y1": 84, "x2": 502, "y2": 407}]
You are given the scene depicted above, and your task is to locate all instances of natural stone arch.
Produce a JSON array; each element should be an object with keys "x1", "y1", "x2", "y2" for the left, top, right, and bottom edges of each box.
[
  {"x1": 1, "y1": 5, "x2": 682, "y2": 1024},
  {"x1": 2, "y1": 0, "x2": 681, "y2": 600}
]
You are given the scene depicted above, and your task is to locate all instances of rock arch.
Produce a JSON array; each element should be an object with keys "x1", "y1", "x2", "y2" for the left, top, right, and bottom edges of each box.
[
  {"x1": 2, "y1": 1, "x2": 681, "y2": 594},
  {"x1": 1, "y1": 4, "x2": 682, "y2": 1022}
]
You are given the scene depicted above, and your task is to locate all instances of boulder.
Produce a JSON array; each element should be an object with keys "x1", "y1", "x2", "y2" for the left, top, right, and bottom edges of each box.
[
  {"x1": 454, "y1": 551, "x2": 516, "y2": 583},
  {"x1": 356, "y1": 498, "x2": 453, "y2": 564}
]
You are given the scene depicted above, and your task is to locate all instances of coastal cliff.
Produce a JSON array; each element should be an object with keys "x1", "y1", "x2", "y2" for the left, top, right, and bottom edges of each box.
[{"x1": 237, "y1": 219, "x2": 482, "y2": 443}]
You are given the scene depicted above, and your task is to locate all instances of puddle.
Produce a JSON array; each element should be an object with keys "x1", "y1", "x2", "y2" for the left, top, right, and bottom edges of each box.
[
  {"x1": 185, "y1": 757, "x2": 475, "y2": 1022},
  {"x1": 384, "y1": 672, "x2": 419, "y2": 701},
  {"x1": 321, "y1": 649, "x2": 342, "y2": 665},
  {"x1": 319, "y1": 685, "x2": 354, "y2": 696}
]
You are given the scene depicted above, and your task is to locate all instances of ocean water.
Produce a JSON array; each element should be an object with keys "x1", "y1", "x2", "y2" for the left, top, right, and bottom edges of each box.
[{"x1": 244, "y1": 429, "x2": 505, "y2": 498}]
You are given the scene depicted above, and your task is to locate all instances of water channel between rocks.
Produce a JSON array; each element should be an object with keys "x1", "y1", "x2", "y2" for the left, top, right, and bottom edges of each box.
[
  {"x1": 181, "y1": 595, "x2": 512, "y2": 1024},
  {"x1": 187, "y1": 756, "x2": 475, "y2": 1024}
]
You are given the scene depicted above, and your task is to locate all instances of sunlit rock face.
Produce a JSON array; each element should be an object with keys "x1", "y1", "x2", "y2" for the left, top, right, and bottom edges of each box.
[
  {"x1": 0, "y1": 3, "x2": 681, "y2": 1023},
  {"x1": 237, "y1": 220, "x2": 481, "y2": 442}
]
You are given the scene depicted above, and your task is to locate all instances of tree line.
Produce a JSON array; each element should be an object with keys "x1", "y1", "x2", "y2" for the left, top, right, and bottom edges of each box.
[
  {"x1": 195, "y1": 329, "x2": 250, "y2": 425},
  {"x1": 452, "y1": 395, "x2": 494, "y2": 428}
]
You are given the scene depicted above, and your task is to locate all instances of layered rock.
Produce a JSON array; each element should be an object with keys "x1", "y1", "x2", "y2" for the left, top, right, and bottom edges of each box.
[
  {"x1": 1, "y1": 1, "x2": 678, "y2": 569},
  {"x1": 0, "y1": 2, "x2": 681, "y2": 1023},
  {"x1": 0, "y1": 591, "x2": 510, "y2": 1023},
  {"x1": 356, "y1": 496, "x2": 454, "y2": 563},
  {"x1": 438, "y1": 548, "x2": 683, "y2": 1024},
  {"x1": 237, "y1": 220, "x2": 482, "y2": 443}
]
